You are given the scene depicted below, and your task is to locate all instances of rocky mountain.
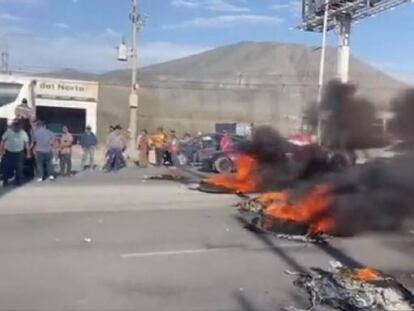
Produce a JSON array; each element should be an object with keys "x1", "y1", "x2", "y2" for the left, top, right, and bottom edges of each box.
[
  {"x1": 103, "y1": 42, "x2": 405, "y2": 101},
  {"x1": 42, "y1": 42, "x2": 408, "y2": 136}
]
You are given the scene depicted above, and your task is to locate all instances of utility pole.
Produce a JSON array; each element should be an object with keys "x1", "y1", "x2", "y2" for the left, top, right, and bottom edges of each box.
[
  {"x1": 0, "y1": 38, "x2": 9, "y2": 74},
  {"x1": 128, "y1": 0, "x2": 141, "y2": 155},
  {"x1": 316, "y1": 0, "x2": 329, "y2": 145}
]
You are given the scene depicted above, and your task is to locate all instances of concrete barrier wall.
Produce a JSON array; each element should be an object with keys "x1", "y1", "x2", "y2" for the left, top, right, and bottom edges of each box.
[
  {"x1": 97, "y1": 81, "x2": 401, "y2": 141},
  {"x1": 98, "y1": 83, "x2": 316, "y2": 140}
]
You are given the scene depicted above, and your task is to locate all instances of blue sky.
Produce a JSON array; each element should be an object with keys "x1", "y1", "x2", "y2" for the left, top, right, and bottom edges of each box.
[{"x1": 0, "y1": 0, "x2": 413, "y2": 79}]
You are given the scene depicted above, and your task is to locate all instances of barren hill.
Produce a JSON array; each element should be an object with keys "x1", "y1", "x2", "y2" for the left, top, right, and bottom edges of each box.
[{"x1": 47, "y1": 42, "x2": 408, "y2": 136}]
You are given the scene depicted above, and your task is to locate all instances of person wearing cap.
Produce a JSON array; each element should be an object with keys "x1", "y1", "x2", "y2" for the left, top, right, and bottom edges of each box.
[
  {"x1": 105, "y1": 125, "x2": 126, "y2": 172},
  {"x1": 80, "y1": 126, "x2": 98, "y2": 170},
  {"x1": 15, "y1": 98, "x2": 34, "y2": 121},
  {"x1": 0, "y1": 119, "x2": 30, "y2": 186}
]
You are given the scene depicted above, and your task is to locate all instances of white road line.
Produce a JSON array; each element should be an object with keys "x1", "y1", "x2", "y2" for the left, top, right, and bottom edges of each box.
[
  {"x1": 120, "y1": 244, "x2": 307, "y2": 259},
  {"x1": 121, "y1": 248, "x2": 235, "y2": 258}
]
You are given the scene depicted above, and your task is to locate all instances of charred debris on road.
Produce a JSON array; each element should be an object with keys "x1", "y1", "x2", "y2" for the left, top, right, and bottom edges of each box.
[
  {"x1": 199, "y1": 80, "x2": 414, "y2": 310},
  {"x1": 145, "y1": 80, "x2": 414, "y2": 310},
  {"x1": 286, "y1": 262, "x2": 414, "y2": 311}
]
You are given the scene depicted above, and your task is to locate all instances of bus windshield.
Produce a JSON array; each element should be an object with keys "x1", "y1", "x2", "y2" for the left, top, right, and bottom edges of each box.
[{"x1": 0, "y1": 82, "x2": 23, "y2": 107}]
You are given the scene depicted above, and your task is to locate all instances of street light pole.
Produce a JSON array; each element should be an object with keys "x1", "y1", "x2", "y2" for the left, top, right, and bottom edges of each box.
[
  {"x1": 128, "y1": 0, "x2": 140, "y2": 156},
  {"x1": 316, "y1": 0, "x2": 329, "y2": 145},
  {"x1": 337, "y1": 13, "x2": 351, "y2": 83}
]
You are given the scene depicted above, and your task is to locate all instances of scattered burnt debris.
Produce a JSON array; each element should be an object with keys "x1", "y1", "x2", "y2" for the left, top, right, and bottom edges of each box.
[
  {"x1": 198, "y1": 180, "x2": 238, "y2": 194},
  {"x1": 144, "y1": 173, "x2": 196, "y2": 185},
  {"x1": 287, "y1": 263, "x2": 414, "y2": 311},
  {"x1": 236, "y1": 197, "x2": 328, "y2": 244}
]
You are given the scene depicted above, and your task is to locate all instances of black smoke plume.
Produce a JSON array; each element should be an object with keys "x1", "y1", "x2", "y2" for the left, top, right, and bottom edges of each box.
[
  {"x1": 390, "y1": 88, "x2": 414, "y2": 145},
  {"x1": 321, "y1": 87, "x2": 414, "y2": 235},
  {"x1": 237, "y1": 126, "x2": 333, "y2": 192},
  {"x1": 238, "y1": 126, "x2": 295, "y2": 191},
  {"x1": 234, "y1": 81, "x2": 414, "y2": 235},
  {"x1": 320, "y1": 79, "x2": 382, "y2": 150},
  {"x1": 305, "y1": 155, "x2": 414, "y2": 236}
]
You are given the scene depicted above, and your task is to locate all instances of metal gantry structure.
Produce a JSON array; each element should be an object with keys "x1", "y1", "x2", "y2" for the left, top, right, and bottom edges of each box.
[
  {"x1": 299, "y1": 0, "x2": 412, "y2": 83},
  {"x1": 299, "y1": 0, "x2": 411, "y2": 143}
]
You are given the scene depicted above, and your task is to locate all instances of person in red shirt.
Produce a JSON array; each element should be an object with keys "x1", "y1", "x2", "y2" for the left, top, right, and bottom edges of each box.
[{"x1": 220, "y1": 131, "x2": 232, "y2": 152}]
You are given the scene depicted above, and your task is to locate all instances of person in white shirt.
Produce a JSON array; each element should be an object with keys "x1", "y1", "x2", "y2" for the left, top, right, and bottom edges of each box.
[{"x1": 0, "y1": 120, "x2": 30, "y2": 186}]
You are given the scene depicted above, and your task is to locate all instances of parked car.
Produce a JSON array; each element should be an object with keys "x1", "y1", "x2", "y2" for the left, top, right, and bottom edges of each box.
[
  {"x1": 182, "y1": 131, "x2": 356, "y2": 175},
  {"x1": 180, "y1": 133, "x2": 245, "y2": 173}
]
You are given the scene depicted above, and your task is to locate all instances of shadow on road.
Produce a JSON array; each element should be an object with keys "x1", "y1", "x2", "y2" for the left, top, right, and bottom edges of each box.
[
  {"x1": 253, "y1": 231, "x2": 308, "y2": 274},
  {"x1": 233, "y1": 291, "x2": 260, "y2": 311},
  {"x1": 0, "y1": 180, "x2": 31, "y2": 201},
  {"x1": 380, "y1": 227, "x2": 414, "y2": 257},
  {"x1": 234, "y1": 214, "x2": 370, "y2": 271},
  {"x1": 234, "y1": 215, "x2": 307, "y2": 274},
  {"x1": 315, "y1": 242, "x2": 365, "y2": 269}
]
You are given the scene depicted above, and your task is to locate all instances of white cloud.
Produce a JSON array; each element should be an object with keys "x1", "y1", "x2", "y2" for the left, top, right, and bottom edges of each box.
[
  {"x1": 171, "y1": 0, "x2": 250, "y2": 12},
  {"x1": 0, "y1": 0, "x2": 46, "y2": 5},
  {"x1": 0, "y1": 13, "x2": 24, "y2": 22},
  {"x1": 268, "y1": 0, "x2": 302, "y2": 17},
  {"x1": 9, "y1": 34, "x2": 118, "y2": 72},
  {"x1": 3, "y1": 22, "x2": 209, "y2": 72},
  {"x1": 164, "y1": 14, "x2": 283, "y2": 29},
  {"x1": 0, "y1": 16, "x2": 30, "y2": 35},
  {"x1": 171, "y1": 0, "x2": 200, "y2": 8},
  {"x1": 269, "y1": 4, "x2": 290, "y2": 11},
  {"x1": 104, "y1": 27, "x2": 121, "y2": 38},
  {"x1": 289, "y1": 0, "x2": 302, "y2": 16},
  {"x1": 54, "y1": 22, "x2": 70, "y2": 29}
]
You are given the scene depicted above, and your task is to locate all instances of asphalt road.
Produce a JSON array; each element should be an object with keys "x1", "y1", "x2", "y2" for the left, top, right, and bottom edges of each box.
[{"x1": 0, "y1": 167, "x2": 413, "y2": 311}]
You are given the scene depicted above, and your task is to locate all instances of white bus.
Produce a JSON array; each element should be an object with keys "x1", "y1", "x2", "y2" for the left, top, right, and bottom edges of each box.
[
  {"x1": 0, "y1": 74, "x2": 98, "y2": 139},
  {"x1": 0, "y1": 74, "x2": 36, "y2": 133}
]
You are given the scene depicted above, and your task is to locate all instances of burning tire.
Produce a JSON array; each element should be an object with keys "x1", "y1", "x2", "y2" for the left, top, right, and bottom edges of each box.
[
  {"x1": 214, "y1": 156, "x2": 234, "y2": 174},
  {"x1": 329, "y1": 152, "x2": 353, "y2": 171},
  {"x1": 198, "y1": 180, "x2": 235, "y2": 194}
]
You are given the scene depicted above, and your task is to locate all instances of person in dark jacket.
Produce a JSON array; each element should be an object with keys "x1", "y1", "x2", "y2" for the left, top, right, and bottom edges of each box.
[{"x1": 80, "y1": 126, "x2": 98, "y2": 170}]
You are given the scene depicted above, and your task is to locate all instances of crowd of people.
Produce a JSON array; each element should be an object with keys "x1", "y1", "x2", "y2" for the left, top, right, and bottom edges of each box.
[
  {"x1": 98, "y1": 126, "x2": 187, "y2": 171},
  {"x1": 0, "y1": 99, "x2": 99, "y2": 187},
  {"x1": 104, "y1": 126, "x2": 235, "y2": 171},
  {"x1": 135, "y1": 127, "x2": 191, "y2": 169},
  {"x1": 0, "y1": 98, "x2": 237, "y2": 187},
  {"x1": 0, "y1": 101, "x2": 195, "y2": 188}
]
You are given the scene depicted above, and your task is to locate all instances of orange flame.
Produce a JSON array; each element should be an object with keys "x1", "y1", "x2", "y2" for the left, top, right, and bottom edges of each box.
[
  {"x1": 257, "y1": 191, "x2": 289, "y2": 206},
  {"x1": 351, "y1": 267, "x2": 382, "y2": 281},
  {"x1": 263, "y1": 185, "x2": 334, "y2": 235},
  {"x1": 205, "y1": 155, "x2": 259, "y2": 193}
]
